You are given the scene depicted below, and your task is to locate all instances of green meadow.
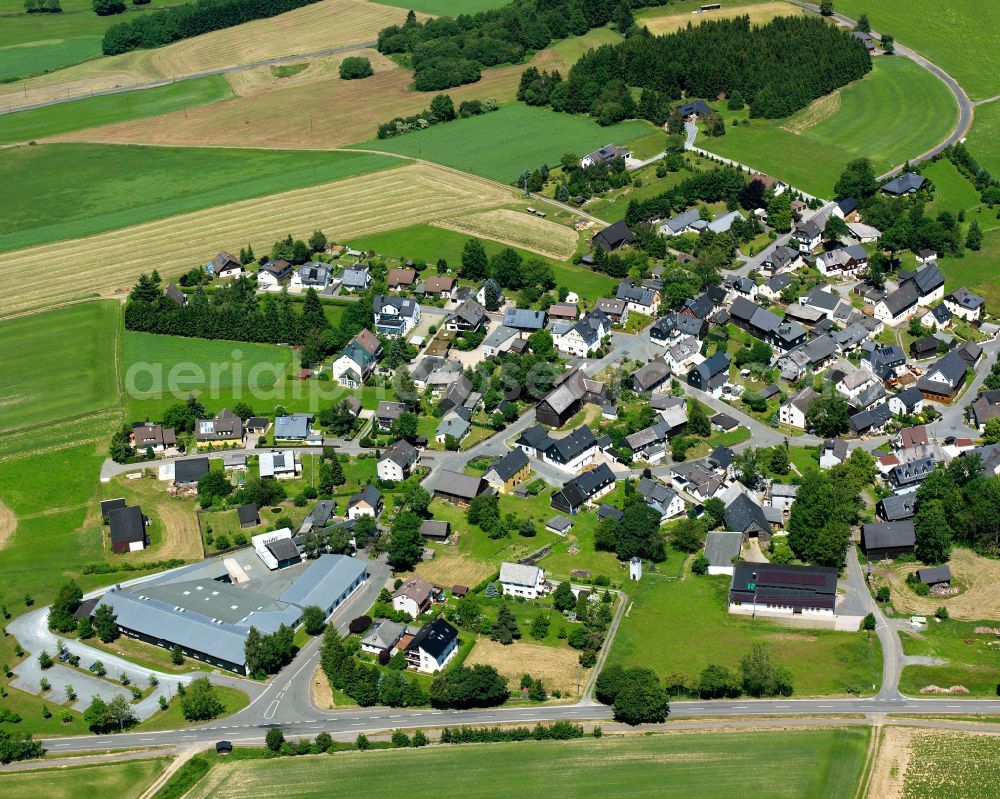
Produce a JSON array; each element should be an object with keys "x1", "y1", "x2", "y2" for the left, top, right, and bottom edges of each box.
[
  {"x1": 186, "y1": 730, "x2": 870, "y2": 799},
  {"x1": 355, "y1": 102, "x2": 655, "y2": 183},
  {"x1": 835, "y1": 0, "x2": 1000, "y2": 100},
  {"x1": 0, "y1": 75, "x2": 234, "y2": 144},
  {"x1": 0, "y1": 301, "x2": 120, "y2": 432},
  {"x1": 699, "y1": 57, "x2": 957, "y2": 197},
  {"x1": 0, "y1": 144, "x2": 401, "y2": 252},
  {"x1": 0, "y1": 757, "x2": 170, "y2": 799},
  {"x1": 964, "y1": 98, "x2": 1000, "y2": 178}
]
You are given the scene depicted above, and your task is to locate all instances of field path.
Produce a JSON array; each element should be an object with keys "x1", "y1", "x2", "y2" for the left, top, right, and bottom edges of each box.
[{"x1": 0, "y1": 501, "x2": 17, "y2": 550}]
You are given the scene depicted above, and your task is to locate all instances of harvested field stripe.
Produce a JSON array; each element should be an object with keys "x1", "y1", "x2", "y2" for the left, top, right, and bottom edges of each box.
[
  {"x1": 0, "y1": 162, "x2": 516, "y2": 317},
  {"x1": 433, "y1": 208, "x2": 580, "y2": 260}
]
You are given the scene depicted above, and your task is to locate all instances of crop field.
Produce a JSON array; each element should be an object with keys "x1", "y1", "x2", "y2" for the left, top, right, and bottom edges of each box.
[
  {"x1": 0, "y1": 161, "x2": 513, "y2": 316},
  {"x1": 372, "y1": 0, "x2": 503, "y2": 14},
  {"x1": 0, "y1": 144, "x2": 400, "y2": 254},
  {"x1": 637, "y1": 0, "x2": 804, "y2": 36},
  {"x1": 187, "y1": 730, "x2": 869, "y2": 799},
  {"x1": 0, "y1": 75, "x2": 234, "y2": 145},
  {"x1": 835, "y1": 0, "x2": 1000, "y2": 100},
  {"x1": 351, "y1": 102, "x2": 657, "y2": 183},
  {"x1": 699, "y1": 58, "x2": 957, "y2": 197},
  {"x1": 62, "y1": 47, "x2": 562, "y2": 152},
  {"x1": 434, "y1": 209, "x2": 580, "y2": 260},
  {"x1": 0, "y1": 302, "x2": 120, "y2": 432},
  {"x1": 0, "y1": 0, "x2": 423, "y2": 111},
  {"x1": 0, "y1": 756, "x2": 170, "y2": 799},
  {"x1": 609, "y1": 568, "x2": 882, "y2": 696}
]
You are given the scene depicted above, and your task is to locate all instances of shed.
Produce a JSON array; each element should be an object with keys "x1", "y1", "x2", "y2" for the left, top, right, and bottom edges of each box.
[{"x1": 916, "y1": 566, "x2": 951, "y2": 586}]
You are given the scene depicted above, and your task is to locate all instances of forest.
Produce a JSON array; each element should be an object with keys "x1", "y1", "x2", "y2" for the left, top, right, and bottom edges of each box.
[
  {"x1": 376, "y1": 0, "x2": 671, "y2": 91},
  {"x1": 526, "y1": 16, "x2": 871, "y2": 122},
  {"x1": 102, "y1": 0, "x2": 320, "y2": 55}
]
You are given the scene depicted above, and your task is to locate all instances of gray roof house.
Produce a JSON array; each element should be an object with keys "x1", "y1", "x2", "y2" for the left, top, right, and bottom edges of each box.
[
  {"x1": 274, "y1": 413, "x2": 313, "y2": 441},
  {"x1": 882, "y1": 172, "x2": 926, "y2": 196},
  {"x1": 340, "y1": 267, "x2": 371, "y2": 291}
]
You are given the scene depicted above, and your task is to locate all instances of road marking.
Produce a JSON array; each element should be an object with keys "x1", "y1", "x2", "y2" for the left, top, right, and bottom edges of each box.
[
  {"x1": 818, "y1": 705, "x2": 834, "y2": 708},
  {"x1": 731, "y1": 706, "x2": 748, "y2": 709},
  {"x1": 263, "y1": 700, "x2": 280, "y2": 720}
]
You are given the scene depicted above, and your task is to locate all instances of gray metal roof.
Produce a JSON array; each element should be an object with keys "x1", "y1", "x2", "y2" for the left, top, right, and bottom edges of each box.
[
  {"x1": 704, "y1": 531, "x2": 743, "y2": 567},
  {"x1": 279, "y1": 554, "x2": 367, "y2": 609}
]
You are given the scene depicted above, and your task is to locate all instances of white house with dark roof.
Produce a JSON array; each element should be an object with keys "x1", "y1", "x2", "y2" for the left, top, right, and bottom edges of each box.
[
  {"x1": 779, "y1": 387, "x2": 818, "y2": 430},
  {"x1": 377, "y1": 439, "x2": 418, "y2": 482},
  {"x1": 373, "y1": 294, "x2": 420, "y2": 338},
  {"x1": 944, "y1": 287, "x2": 985, "y2": 321}
]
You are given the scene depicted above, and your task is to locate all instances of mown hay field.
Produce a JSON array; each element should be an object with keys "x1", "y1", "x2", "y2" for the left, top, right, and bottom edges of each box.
[
  {"x1": 637, "y1": 0, "x2": 804, "y2": 36},
  {"x1": 434, "y1": 208, "x2": 580, "y2": 260},
  {"x1": 185, "y1": 730, "x2": 869, "y2": 799},
  {"x1": 0, "y1": 0, "x2": 422, "y2": 110},
  {"x1": 878, "y1": 548, "x2": 1000, "y2": 621},
  {"x1": 465, "y1": 638, "x2": 588, "y2": 696},
  {"x1": 0, "y1": 162, "x2": 515, "y2": 316}
]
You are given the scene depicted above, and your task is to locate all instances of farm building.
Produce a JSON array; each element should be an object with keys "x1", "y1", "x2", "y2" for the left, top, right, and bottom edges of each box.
[
  {"x1": 728, "y1": 563, "x2": 838, "y2": 619},
  {"x1": 861, "y1": 521, "x2": 916, "y2": 559}
]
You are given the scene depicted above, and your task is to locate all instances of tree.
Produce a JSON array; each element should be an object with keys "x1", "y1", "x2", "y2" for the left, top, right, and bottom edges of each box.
[
  {"x1": 491, "y1": 602, "x2": 520, "y2": 645},
  {"x1": 430, "y1": 93, "x2": 456, "y2": 122},
  {"x1": 266, "y1": 727, "x2": 285, "y2": 751},
  {"x1": 823, "y1": 214, "x2": 850, "y2": 241},
  {"x1": 856, "y1": 13, "x2": 870, "y2": 32},
  {"x1": 301, "y1": 605, "x2": 327, "y2": 636},
  {"x1": 49, "y1": 579, "x2": 82, "y2": 634},
  {"x1": 670, "y1": 518, "x2": 705, "y2": 553},
  {"x1": 767, "y1": 191, "x2": 793, "y2": 232},
  {"x1": 688, "y1": 401, "x2": 711, "y2": 437},
  {"x1": 552, "y1": 581, "x2": 576, "y2": 612},
  {"x1": 92, "y1": 0, "x2": 125, "y2": 14},
  {"x1": 93, "y1": 604, "x2": 119, "y2": 643},
  {"x1": 105, "y1": 695, "x2": 136, "y2": 731},
  {"x1": 698, "y1": 663, "x2": 740, "y2": 698},
  {"x1": 388, "y1": 511, "x2": 424, "y2": 571},
  {"x1": 966, "y1": 218, "x2": 983, "y2": 251},
  {"x1": 819, "y1": 0, "x2": 833, "y2": 15},
  {"x1": 806, "y1": 390, "x2": 850, "y2": 437},
  {"x1": 181, "y1": 678, "x2": 224, "y2": 721},
  {"x1": 339, "y1": 55, "x2": 373, "y2": 79},
  {"x1": 769, "y1": 445, "x2": 789, "y2": 475},
  {"x1": 390, "y1": 412, "x2": 418, "y2": 443},
  {"x1": 704, "y1": 497, "x2": 726, "y2": 528},
  {"x1": 740, "y1": 643, "x2": 793, "y2": 697},
  {"x1": 244, "y1": 626, "x2": 263, "y2": 677},
  {"x1": 170, "y1": 645, "x2": 184, "y2": 665},
  {"x1": 914, "y1": 499, "x2": 952, "y2": 565},
  {"x1": 881, "y1": 33, "x2": 894, "y2": 54},
  {"x1": 530, "y1": 613, "x2": 550, "y2": 640},
  {"x1": 429, "y1": 665, "x2": 509, "y2": 709},
  {"x1": 483, "y1": 280, "x2": 501, "y2": 311},
  {"x1": 733, "y1": 447, "x2": 764, "y2": 489},
  {"x1": 862, "y1": 612, "x2": 877, "y2": 631},
  {"x1": 983, "y1": 418, "x2": 1000, "y2": 445},
  {"x1": 612, "y1": 670, "x2": 670, "y2": 725},
  {"x1": 834, "y1": 158, "x2": 879, "y2": 200},
  {"x1": 197, "y1": 470, "x2": 233, "y2": 501},
  {"x1": 461, "y1": 238, "x2": 489, "y2": 281},
  {"x1": 0, "y1": 728, "x2": 44, "y2": 764}
]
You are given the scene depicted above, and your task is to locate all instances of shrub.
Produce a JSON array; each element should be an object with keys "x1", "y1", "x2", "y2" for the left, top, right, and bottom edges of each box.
[{"x1": 340, "y1": 56, "x2": 374, "y2": 79}]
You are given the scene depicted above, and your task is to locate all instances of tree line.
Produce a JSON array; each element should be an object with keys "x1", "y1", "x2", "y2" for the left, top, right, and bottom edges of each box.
[
  {"x1": 528, "y1": 16, "x2": 870, "y2": 123},
  {"x1": 377, "y1": 92, "x2": 498, "y2": 139},
  {"x1": 102, "y1": 0, "x2": 320, "y2": 55},
  {"x1": 914, "y1": 455, "x2": 1000, "y2": 558},
  {"x1": 377, "y1": 0, "x2": 671, "y2": 91}
]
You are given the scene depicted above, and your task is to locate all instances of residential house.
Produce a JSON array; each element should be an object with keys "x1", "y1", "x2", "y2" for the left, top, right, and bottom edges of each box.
[
  {"x1": 273, "y1": 413, "x2": 314, "y2": 442},
  {"x1": 108, "y1": 506, "x2": 148, "y2": 554},
  {"x1": 863, "y1": 345, "x2": 907, "y2": 382},
  {"x1": 499, "y1": 563, "x2": 546, "y2": 599},
  {"x1": 889, "y1": 386, "x2": 926, "y2": 416},
  {"x1": 881, "y1": 172, "x2": 925, "y2": 196},
  {"x1": 723, "y1": 494, "x2": 772, "y2": 544},
  {"x1": 340, "y1": 267, "x2": 371, "y2": 293},
  {"x1": 392, "y1": 577, "x2": 434, "y2": 618},
  {"x1": 164, "y1": 283, "x2": 187, "y2": 307},
  {"x1": 874, "y1": 282, "x2": 920, "y2": 326},
  {"x1": 726, "y1": 275, "x2": 757, "y2": 301},
  {"x1": 659, "y1": 208, "x2": 703, "y2": 236},
  {"x1": 654, "y1": 395, "x2": 688, "y2": 435},
  {"x1": 546, "y1": 516, "x2": 573, "y2": 536},
  {"x1": 595, "y1": 298, "x2": 629, "y2": 326},
  {"x1": 957, "y1": 339, "x2": 983, "y2": 368},
  {"x1": 518, "y1": 424, "x2": 601, "y2": 473},
  {"x1": 482, "y1": 448, "x2": 531, "y2": 494},
  {"x1": 668, "y1": 461, "x2": 725, "y2": 502},
  {"x1": 758, "y1": 274, "x2": 793, "y2": 302},
  {"x1": 794, "y1": 219, "x2": 823, "y2": 253},
  {"x1": 819, "y1": 438, "x2": 848, "y2": 469},
  {"x1": 377, "y1": 439, "x2": 419, "y2": 482},
  {"x1": 677, "y1": 99, "x2": 713, "y2": 118},
  {"x1": 920, "y1": 304, "x2": 952, "y2": 331},
  {"x1": 420, "y1": 275, "x2": 457, "y2": 300},
  {"x1": 387, "y1": 268, "x2": 417, "y2": 291},
  {"x1": 801, "y1": 285, "x2": 842, "y2": 319},
  {"x1": 206, "y1": 250, "x2": 243, "y2": 279},
  {"x1": 373, "y1": 295, "x2": 421, "y2": 337},
  {"x1": 259, "y1": 450, "x2": 299, "y2": 479},
  {"x1": 445, "y1": 299, "x2": 487, "y2": 333},
  {"x1": 432, "y1": 471, "x2": 488, "y2": 506},
  {"x1": 346, "y1": 485, "x2": 383, "y2": 519},
  {"x1": 195, "y1": 408, "x2": 243, "y2": 445},
  {"x1": 816, "y1": 245, "x2": 868, "y2": 277},
  {"x1": 502, "y1": 307, "x2": 546, "y2": 335},
  {"x1": 849, "y1": 381, "x2": 888, "y2": 414},
  {"x1": 291, "y1": 263, "x2": 331, "y2": 291},
  {"x1": 482, "y1": 324, "x2": 519, "y2": 357},
  {"x1": 163, "y1": 457, "x2": 210, "y2": 485},
  {"x1": 636, "y1": 477, "x2": 685, "y2": 521},
  {"x1": 832, "y1": 197, "x2": 859, "y2": 220},
  {"x1": 779, "y1": 387, "x2": 818, "y2": 430},
  {"x1": 708, "y1": 209, "x2": 745, "y2": 234},
  {"x1": 944, "y1": 287, "x2": 985, "y2": 321},
  {"x1": 535, "y1": 366, "x2": 606, "y2": 428},
  {"x1": 360, "y1": 619, "x2": 407, "y2": 655},
  {"x1": 861, "y1": 521, "x2": 915, "y2": 558},
  {"x1": 550, "y1": 463, "x2": 617, "y2": 514},
  {"x1": 631, "y1": 358, "x2": 671, "y2": 393},
  {"x1": 850, "y1": 403, "x2": 892, "y2": 436},
  {"x1": 665, "y1": 336, "x2": 702, "y2": 373},
  {"x1": 917, "y1": 350, "x2": 969, "y2": 402},
  {"x1": 332, "y1": 339, "x2": 378, "y2": 388},
  {"x1": 405, "y1": 619, "x2": 459, "y2": 673},
  {"x1": 624, "y1": 424, "x2": 670, "y2": 461},
  {"x1": 687, "y1": 351, "x2": 730, "y2": 394},
  {"x1": 910, "y1": 336, "x2": 939, "y2": 360},
  {"x1": 257, "y1": 259, "x2": 292, "y2": 288},
  {"x1": 591, "y1": 220, "x2": 634, "y2": 252},
  {"x1": 616, "y1": 279, "x2": 659, "y2": 315},
  {"x1": 761, "y1": 245, "x2": 803, "y2": 276},
  {"x1": 901, "y1": 262, "x2": 946, "y2": 305},
  {"x1": 971, "y1": 390, "x2": 1000, "y2": 429},
  {"x1": 836, "y1": 367, "x2": 879, "y2": 402},
  {"x1": 704, "y1": 531, "x2": 743, "y2": 576},
  {"x1": 580, "y1": 144, "x2": 631, "y2": 168},
  {"x1": 772, "y1": 320, "x2": 810, "y2": 354},
  {"x1": 891, "y1": 456, "x2": 937, "y2": 489},
  {"x1": 376, "y1": 401, "x2": 408, "y2": 431},
  {"x1": 682, "y1": 293, "x2": 715, "y2": 321},
  {"x1": 476, "y1": 278, "x2": 505, "y2": 308},
  {"x1": 728, "y1": 563, "x2": 838, "y2": 618},
  {"x1": 131, "y1": 423, "x2": 176, "y2": 453},
  {"x1": 650, "y1": 313, "x2": 706, "y2": 344},
  {"x1": 878, "y1": 493, "x2": 916, "y2": 522},
  {"x1": 435, "y1": 406, "x2": 473, "y2": 444},
  {"x1": 768, "y1": 483, "x2": 799, "y2": 513}
]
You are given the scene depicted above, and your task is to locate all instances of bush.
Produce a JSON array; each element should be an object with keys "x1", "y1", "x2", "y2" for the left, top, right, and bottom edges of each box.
[
  {"x1": 935, "y1": 606, "x2": 949, "y2": 620},
  {"x1": 876, "y1": 586, "x2": 890, "y2": 603},
  {"x1": 340, "y1": 56, "x2": 374, "y2": 80},
  {"x1": 348, "y1": 615, "x2": 372, "y2": 634},
  {"x1": 862, "y1": 612, "x2": 877, "y2": 630},
  {"x1": 265, "y1": 727, "x2": 285, "y2": 751}
]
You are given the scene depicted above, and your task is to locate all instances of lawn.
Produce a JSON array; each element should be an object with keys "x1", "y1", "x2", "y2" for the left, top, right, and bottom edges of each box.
[
  {"x1": 352, "y1": 102, "x2": 656, "y2": 183},
  {"x1": 584, "y1": 153, "x2": 710, "y2": 223},
  {"x1": 936, "y1": 225, "x2": 1000, "y2": 310},
  {"x1": 352, "y1": 223, "x2": 616, "y2": 300},
  {"x1": 0, "y1": 144, "x2": 402, "y2": 253},
  {"x1": 186, "y1": 730, "x2": 870, "y2": 799},
  {"x1": 698, "y1": 57, "x2": 958, "y2": 197},
  {"x1": 898, "y1": 619, "x2": 1000, "y2": 697},
  {"x1": 0, "y1": 75, "x2": 234, "y2": 144},
  {"x1": 964, "y1": 97, "x2": 1000, "y2": 178},
  {"x1": 609, "y1": 565, "x2": 883, "y2": 696},
  {"x1": 835, "y1": 0, "x2": 1000, "y2": 100},
  {"x1": 0, "y1": 301, "x2": 120, "y2": 432},
  {"x1": 0, "y1": 756, "x2": 171, "y2": 799},
  {"x1": 134, "y1": 685, "x2": 249, "y2": 732},
  {"x1": 923, "y1": 157, "x2": 982, "y2": 217},
  {"x1": 0, "y1": 36, "x2": 103, "y2": 83}
]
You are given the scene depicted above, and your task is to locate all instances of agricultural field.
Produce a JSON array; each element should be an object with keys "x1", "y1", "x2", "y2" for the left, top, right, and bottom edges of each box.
[
  {"x1": 0, "y1": 756, "x2": 171, "y2": 799},
  {"x1": 964, "y1": 98, "x2": 1000, "y2": 179},
  {"x1": 637, "y1": 0, "x2": 803, "y2": 35},
  {"x1": 0, "y1": 302, "x2": 120, "y2": 432},
  {"x1": 609, "y1": 561, "x2": 883, "y2": 696},
  {"x1": 186, "y1": 730, "x2": 870, "y2": 799},
  {"x1": 352, "y1": 223, "x2": 617, "y2": 300},
  {"x1": 874, "y1": 548, "x2": 1000, "y2": 621},
  {"x1": 372, "y1": 0, "x2": 503, "y2": 14},
  {"x1": 897, "y1": 617, "x2": 1000, "y2": 697},
  {"x1": 0, "y1": 75, "x2": 234, "y2": 145},
  {"x1": 465, "y1": 638, "x2": 586, "y2": 696},
  {"x1": 0, "y1": 0, "x2": 423, "y2": 110},
  {"x1": 0, "y1": 161, "x2": 516, "y2": 316},
  {"x1": 835, "y1": 0, "x2": 1000, "y2": 100},
  {"x1": 433, "y1": 208, "x2": 580, "y2": 260},
  {"x1": 0, "y1": 144, "x2": 400, "y2": 253},
  {"x1": 351, "y1": 102, "x2": 657, "y2": 183},
  {"x1": 547, "y1": 25, "x2": 622, "y2": 66},
  {"x1": 698, "y1": 57, "x2": 957, "y2": 197},
  {"x1": 867, "y1": 726, "x2": 1000, "y2": 799}
]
